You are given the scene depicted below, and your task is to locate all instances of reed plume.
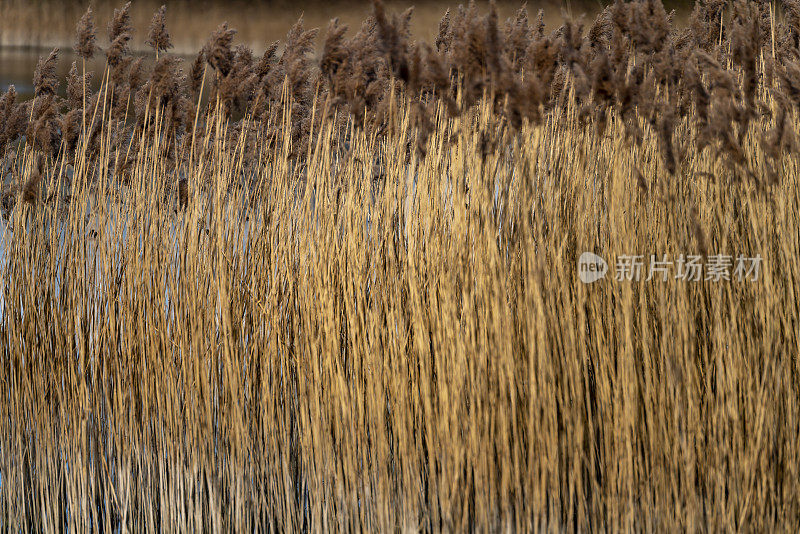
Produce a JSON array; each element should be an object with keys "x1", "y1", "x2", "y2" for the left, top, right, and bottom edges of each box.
[
  {"x1": 107, "y1": 1, "x2": 133, "y2": 67},
  {"x1": 255, "y1": 41, "x2": 280, "y2": 82},
  {"x1": 74, "y1": 6, "x2": 97, "y2": 60},
  {"x1": 32, "y1": 48, "x2": 59, "y2": 97},
  {"x1": 204, "y1": 22, "x2": 237, "y2": 77},
  {"x1": 60, "y1": 109, "x2": 82, "y2": 154},
  {"x1": 273, "y1": 17, "x2": 319, "y2": 105},
  {"x1": 0, "y1": 85, "x2": 18, "y2": 151},
  {"x1": 730, "y1": 0, "x2": 760, "y2": 140},
  {"x1": 689, "y1": 0, "x2": 727, "y2": 52},
  {"x1": 66, "y1": 61, "x2": 93, "y2": 109},
  {"x1": 128, "y1": 57, "x2": 147, "y2": 91},
  {"x1": 321, "y1": 19, "x2": 349, "y2": 84},
  {"x1": 146, "y1": 5, "x2": 173, "y2": 56},
  {"x1": 435, "y1": 8, "x2": 451, "y2": 52},
  {"x1": 190, "y1": 50, "x2": 206, "y2": 98},
  {"x1": 373, "y1": 0, "x2": 411, "y2": 82},
  {"x1": 21, "y1": 162, "x2": 42, "y2": 205},
  {"x1": 504, "y1": 5, "x2": 530, "y2": 71}
]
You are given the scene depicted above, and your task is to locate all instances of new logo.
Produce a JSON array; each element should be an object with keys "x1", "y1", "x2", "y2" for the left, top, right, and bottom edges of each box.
[{"x1": 578, "y1": 252, "x2": 608, "y2": 284}]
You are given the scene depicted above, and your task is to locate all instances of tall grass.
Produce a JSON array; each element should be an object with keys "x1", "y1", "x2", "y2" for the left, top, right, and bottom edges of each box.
[
  {"x1": 1, "y1": 0, "x2": 800, "y2": 531},
  {"x1": 0, "y1": 0, "x2": 552, "y2": 53}
]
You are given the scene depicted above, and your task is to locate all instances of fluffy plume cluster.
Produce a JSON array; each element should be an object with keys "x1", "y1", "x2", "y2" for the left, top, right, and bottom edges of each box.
[
  {"x1": 3, "y1": 0, "x2": 800, "y2": 205},
  {"x1": 145, "y1": 5, "x2": 173, "y2": 55},
  {"x1": 32, "y1": 48, "x2": 59, "y2": 98},
  {"x1": 74, "y1": 7, "x2": 98, "y2": 60},
  {"x1": 106, "y1": 1, "x2": 133, "y2": 67}
]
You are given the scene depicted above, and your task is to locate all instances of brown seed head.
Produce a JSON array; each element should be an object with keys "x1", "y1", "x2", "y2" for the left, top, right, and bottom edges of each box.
[
  {"x1": 203, "y1": 23, "x2": 238, "y2": 76},
  {"x1": 33, "y1": 48, "x2": 60, "y2": 98},
  {"x1": 146, "y1": 5, "x2": 173, "y2": 54},
  {"x1": 107, "y1": 2, "x2": 133, "y2": 67},
  {"x1": 75, "y1": 7, "x2": 98, "y2": 60}
]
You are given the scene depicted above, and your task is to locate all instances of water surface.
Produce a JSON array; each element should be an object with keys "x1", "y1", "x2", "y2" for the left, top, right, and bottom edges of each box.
[{"x1": 1, "y1": 47, "x2": 137, "y2": 99}]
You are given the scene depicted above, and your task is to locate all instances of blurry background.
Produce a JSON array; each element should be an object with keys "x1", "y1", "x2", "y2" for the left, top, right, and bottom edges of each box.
[{"x1": 0, "y1": 0, "x2": 693, "y2": 97}]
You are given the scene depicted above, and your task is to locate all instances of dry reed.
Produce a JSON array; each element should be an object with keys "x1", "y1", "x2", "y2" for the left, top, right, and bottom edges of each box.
[{"x1": 1, "y1": 1, "x2": 800, "y2": 531}]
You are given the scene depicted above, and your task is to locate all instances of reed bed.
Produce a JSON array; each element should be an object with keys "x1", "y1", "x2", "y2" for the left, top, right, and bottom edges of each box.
[
  {"x1": 1, "y1": 0, "x2": 800, "y2": 531},
  {"x1": 0, "y1": 0, "x2": 552, "y2": 53}
]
